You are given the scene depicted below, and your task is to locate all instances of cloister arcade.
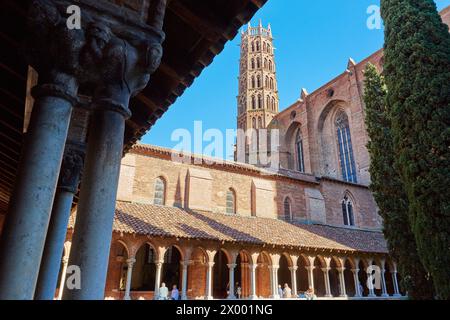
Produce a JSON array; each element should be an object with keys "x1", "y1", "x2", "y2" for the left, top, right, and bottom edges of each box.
[{"x1": 57, "y1": 235, "x2": 405, "y2": 300}]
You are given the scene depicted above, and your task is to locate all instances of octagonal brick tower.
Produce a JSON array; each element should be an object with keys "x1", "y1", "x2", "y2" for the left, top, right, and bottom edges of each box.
[{"x1": 237, "y1": 21, "x2": 279, "y2": 133}]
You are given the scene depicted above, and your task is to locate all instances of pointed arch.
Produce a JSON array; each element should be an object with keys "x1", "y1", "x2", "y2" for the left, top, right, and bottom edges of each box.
[
  {"x1": 335, "y1": 111, "x2": 357, "y2": 183},
  {"x1": 283, "y1": 197, "x2": 293, "y2": 221},
  {"x1": 153, "y1": 176, "x2": 166, "y2": 205}
]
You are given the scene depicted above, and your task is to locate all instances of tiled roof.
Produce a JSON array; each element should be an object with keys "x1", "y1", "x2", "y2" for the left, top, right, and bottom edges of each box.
[{"x1": 77, "y1": 201, "x2": 387, "y2": 254}]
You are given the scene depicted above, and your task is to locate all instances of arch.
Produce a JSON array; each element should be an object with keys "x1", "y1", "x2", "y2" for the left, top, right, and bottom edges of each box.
[
  {"x1": 283, "y1": 197, "x2": 292, "y2": 221},
  {"x1": 296, "y1": 255, "x2": 310, "y2": 293},
  {"x1": 343, "y1": 259, "x2": 356, "y2": 296},
  {"x1": 266, "y1": 95, "x2": 270, "y2": 108},
  {"x1": 226, "y1": 188, "x2": 236, "y2": 214},
  {"x1": 256, "y1": 41, "x2": 260, "y2": 51},
  {"x1": 264, "y1": 58, "x2": 268, "y2": 69},
  {"x1": 235, "y1": 251, "x2": 251, "y2": 298},
  {"x1": 269, "y1": 60, "x2": 273, "y2": 71},
  {"x1": 342, "y1": 192, "x2": 355, "y2": 226},
  {"x1": 335, "y1": 110, "x2": 357, "y2": 183},
  {"x1": 129, "y1": 242, "x2": 158, "y2": 292},
  {"x1": 251, "y1": 96, "x2": 256, "y2": 109},
  {"x1": 251, "y1": 58, "x2": 255, "y2": 69},
  {"x1": 256, "y1": 57, "x2": 261, "y2": 69},
  {"x1": 251, "y1": 76, "x2": 255, "y2": 89},
  {"x1": 213, "y1": 250, "x2": 229, "y2": 298},
  {"x1": 257, "y1": 75, "x2": 261, "y2": 88},
  {"x1": 252, "y1": 117, "x2": 256, "y2": 129},
  {"x1": 161, "y1": 246, "x2": 182, "y2": 291},
  {"x1": 153, "y1": 176, "x2": 166, "y2": 205},
  {"x1": 263, "y1": 42, "x2": 266, "y2": 52},
  {"x1": 312, "y1": 257, "x2": 326, "y2": 297},
  {"x1": 295, "y1": 129, "x2": 305, "y2": 173},
  {"x1": 258, "y1": 94, "x2": 262, "y2": 108},
  {"x1": 265, "y1": 75, "x2": 269, "y2": 88}
]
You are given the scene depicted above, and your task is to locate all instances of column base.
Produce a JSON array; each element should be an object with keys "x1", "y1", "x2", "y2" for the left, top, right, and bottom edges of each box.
[
  {"x1": 205, "y1": 296, "x2": 214, "y2": 300},
  {"x1": 269, "y1": 295, "x2": 280, "y2": 299},
  {"x1": 181, "y1": 295, "x2": 188, "y2": 300},
  {"x1": 324, "y1": 294, "x2": 333, "y2": 299},
  {"x1": 381, "y1": 293, "x2": 390, "y2": 298},
  {"x1": 393, "y1": 294, "x2": 402, "y2": 298},
  {"x1": 227, "y1": 295, "x2": 237, "y2": 300},
  {"x1": 249, "y1": 295, "x2": 259, "y2": 300},
  {"x1": 339, "y1": 294, "x2": 348, "y2": 299},
  {"x1": 123, "y1": 296, "x2": 131, "y2": 301}
]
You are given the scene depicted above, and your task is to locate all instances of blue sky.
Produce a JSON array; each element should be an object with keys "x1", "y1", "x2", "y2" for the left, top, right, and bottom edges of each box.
[{"x1": 142, "y1": 0, "x2": 450, "y2": 160}]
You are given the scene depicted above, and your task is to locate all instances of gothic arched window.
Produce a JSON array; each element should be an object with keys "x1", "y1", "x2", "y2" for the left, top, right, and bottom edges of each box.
[
  {"x1": 251, "y1": 59, "x2": 255, "y2": 69},
  {"x1": 251, "y1": 42, "x2": 255, "y2": 52},
  {"x1": 284, "y1": 197, "x2": 292, "y2": 221},
  {"x1": 267, "y1": 44, "x2": 271, "y2": 53},
  {"x1": 257, "y1": 76, "x2": 261, "y2": 88},
  {"x1": 252, "y1": 117, "x2": 256, "y2": 129},
  {"x1": 266, "y1": 96, "x2": 270, "y2": 108},
  {"x1": 342, "y1": 195, "x2": 355, "y2": 226},
  {"x1": 271, "y1": 97, "x2": 276, "y2": 110},
  {"x1": 263, "y1": 42, "x2": 267, "y2": 52},
  {"x1": 269, "y1": 60, "x2": 273, "y2": 71},
  {"x1": 258, "y1": 117, "x2": 262, "y2": 129},
  {"x1": 251, "y1": 76, "x2": 255, "y2": 89},
  {"x1": 226, "y1": 189, "x2": 236, "y2": 214},
  {"x1": 336, "y1": 112, "x2": 357, "y2": 183},
  {"x1": 264, "y1": 58, "x2": 268, "y2": 69},
  {"x1": 154, "y1": 177, "x2": 166, "y2": 205},
  {"x1": 270, "y1": 78, "x2": 274, "y2": 89},
  {"x1": 251, "y1": 96, "x2": 256, "y2": 109},
  {"x1": 256, "y1": 41, "x2": 260, "y2": 51},
  {"x1": 257, "y1": 57, "x2": 261, "y2": 69},
  {"x1": 258, "y1": 95, "x2": 262, "y2": 109},
  {"x1": 265, "y1": 76, "x2": 269, "y2": 88},
  {"x1": 295, "y1": 130, "x2": 305, "y2": 173}
]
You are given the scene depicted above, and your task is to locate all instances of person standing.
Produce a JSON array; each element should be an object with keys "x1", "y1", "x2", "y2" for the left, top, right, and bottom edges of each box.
[
  {"x1": 158, "y1": 282, "x2": 169, "y2": 300},
  {"x1": 283, "y1": 283, "x2": 292, "y2": 298},
  {"x1": 277, "y1": 284, "x2": 283, "y2": 298},
  {"x1": 171, "y1": 285, "x2": 180, "y2": 300}
]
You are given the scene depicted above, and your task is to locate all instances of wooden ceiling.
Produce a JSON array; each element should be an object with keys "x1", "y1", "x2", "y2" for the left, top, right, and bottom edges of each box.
[{"x1": 0, "y1": 0, "x2": 267, "y2": 215}]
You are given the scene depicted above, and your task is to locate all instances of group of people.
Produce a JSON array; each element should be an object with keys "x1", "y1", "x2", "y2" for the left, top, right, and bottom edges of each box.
[
  {"x1": 156, "y1": 282, "x2": 318, "y2": 300},
  {"x1": 156, "y1": 283, "x2": 180, "y2": 300}
]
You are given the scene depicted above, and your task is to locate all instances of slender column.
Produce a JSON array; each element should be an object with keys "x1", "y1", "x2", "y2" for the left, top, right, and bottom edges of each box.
[
  {"x1": 227, "y1": 264, "x2": 237, "y2": 299},
  {"x1": 380, "y1": 268, "x2": 389, "y2": 297},
  {"x1": 322, "y1": 267, "x2": 332, "y2": 298},
  {"x1": 268, "y1": 265, "x2": 275, "y2": 298},
  {"x1": 337, "y1": 268, "x2": 347, "y2": 298},
  {"x1": 205, "y1": 262, "x2": 214, "y2": 300},
  {"x1": 367, "y1": 268, "x2": 376, "y2": 297},
  {"x1": 153, "y1": 260, "x2": 164, "y2": 299},
  {"x1": 306, "y1": 266, "x2": 315, "y2": 291},
  {"x1": 272, "y1": 265, "x2": 280, "y2": 299},
  {"x1": 123, "y1": 258, "x2": 136, "y2": 300},
  {"x1": 181, "y1": 261, "x2": 190, "y2": 300},
  {"x1": 289, "y1": 266, "x2": 298, "y2": 298},
  {"x1": 351, "y1": 269, "x2": 362, "y2": 297},
  {"x1": 249, "y1": 264, "x2": 258, "y2": 300},
  {"x1": 57, "y1": 256, "x2": 70, "y2": 300},
  {"x1": 392, "y1": 271, "x2": 401, "y2": 297},
  {"x1": 35, "y1": 143, "x2": 85, "y2": 300}
]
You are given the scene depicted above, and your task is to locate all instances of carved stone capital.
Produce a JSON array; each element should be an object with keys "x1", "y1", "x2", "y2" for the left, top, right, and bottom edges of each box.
[{"x1": 58, "y1": 142, "x2": 86, "y2": 193}]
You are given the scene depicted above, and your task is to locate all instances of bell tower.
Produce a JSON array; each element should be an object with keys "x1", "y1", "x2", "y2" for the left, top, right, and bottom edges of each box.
[{"x1": 237, "y1": 21, "x2": 279, "y2": 133}]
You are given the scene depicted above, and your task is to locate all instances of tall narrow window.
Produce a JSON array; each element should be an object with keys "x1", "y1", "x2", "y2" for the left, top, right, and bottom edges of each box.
[
  {"x1": 342, "y1": 195, "x2": 355, "y2": 226},
  {"x1": 226, "y1": 189, "x2": 236, "y2": 214},
  {"x1": 258, "y1": 95, "x2": 262, "y2": 108},
  {"x1": 258, "y1": 117, "x2": 262, "y2": 129},
  {"x1": 257, "y1": 75, "x2": 261, "y2": 88},
  {"x1": 257, "y1": 57, "x2": 261, "y2": 69},
  {"x1": 251, "y1": 59, "x2": 255, "y2": 69},
  {"x1": 251, "y1": 76, "x2": 255, "y2": 89},
  {"x1": 295, "y1": 130, "x2": 305, "y2": 173},
  {"x1": 154, "y1": 177, "x2": 166, "y2": 205},
  {"x1": 336, "y1": 112, "x2": 357, "y2": 183},
  {"x1": 284, "y1": 197, "x2": 292, "y2": 221},
  {"x1": 252, "y1": 117, "x2": 256, "y2": 129},
  {"x1": 251, "y1": 96, "x2": 256, "y2": 109}
]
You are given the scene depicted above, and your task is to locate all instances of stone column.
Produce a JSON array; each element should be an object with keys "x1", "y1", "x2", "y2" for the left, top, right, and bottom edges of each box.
[
  {"x1": 57, "y1": 256, "x2": 70, "y2": 300},
  {"x1": 205, "y1": 262, "x2": 215, "y2": 300},
  {"x1": 153, "y1": 260, "x2": 164, "y2": 299},
  {"x1": 123, "y1": 258, "x2": 136, "y2": 300},
  {"x1": 367, "y1": 267, "x2": 376, "y2": 298},
  {"x1": 380, "y1": 268, "x2": 389, "y2": 298},
  {"x1": 271, "y1": 265, "x2": 280, "y2": 299},
  {"x1": 0, "y1": 2, "x2": 82, "y2": 299},
  {"x1": 227, "y1": 264, "x2": 237, "y2": 299},
  {"x1": 337, "y1": 268, "x2": 347, "y2": 298},
  {"x1": 63, "y1": 14, "x2": 165, "y2": 299},
  {"x1": 306, "y1": 266, "x2": 315, "y2": 291},
  {"x1": 181, "y1": 261, "x2": 190, "y2": 300},
  {"x1": 322, "y1": 267, "x2": 332, "y2": 298},
  {"x1": 392, "y1": 271, "x2": 401, "y2": 297},
  {"x1": 35, "y1": 143, "x2": 85, "y2": 300},
  {"x1": 289, "y1": 266, "x2": 298, "y2": 298},
  {"x1": 351, "y1": 269, "x2": 362, "y2": 297},
  {"x1": 249, "y1": 264, "x2": 258, "y2": 300}
]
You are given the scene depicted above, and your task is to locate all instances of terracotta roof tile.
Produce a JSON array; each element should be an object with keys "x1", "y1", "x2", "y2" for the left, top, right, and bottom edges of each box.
[{"x1": 77, "y1": 201, "x2": 388, "y2": 254}]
